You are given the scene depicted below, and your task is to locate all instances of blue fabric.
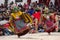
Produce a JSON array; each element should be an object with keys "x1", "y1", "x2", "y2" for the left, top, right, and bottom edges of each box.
[
  {"x1": 28, "y1": 9, "x2": 34, "y2": 15},
  {"x1": 3, "y1": 28, "x2": 11, "y2": 35},
  {"x1": 38, "y1": 29, "x2": 44, "y2": 32},
  {"x1": 15, "y1": 20, "x2": 26, "y2": 30}
]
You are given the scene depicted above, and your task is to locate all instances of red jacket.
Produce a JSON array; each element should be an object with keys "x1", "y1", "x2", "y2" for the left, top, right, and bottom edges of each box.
[{"x1": 32, "y1": 12, "x2": 41, "y2": 20}]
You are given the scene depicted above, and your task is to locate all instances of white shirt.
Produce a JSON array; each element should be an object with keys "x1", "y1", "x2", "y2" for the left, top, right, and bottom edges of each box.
[
  {"x1": 50, "y1": 0, "x2": 55, "y2": 5},
  {"x1": 0, "y1": 20, "x2": 9, "y2": 25}
]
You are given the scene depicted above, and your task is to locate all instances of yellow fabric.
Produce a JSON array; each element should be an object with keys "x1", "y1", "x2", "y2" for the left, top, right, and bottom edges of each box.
[
  {"x1": 25, "y1": 14, "x2": 33, "y2": 24},
  {"x1": 8, "y1": 26, "x2": 15, "y2": 32},
  {"x1": 9, "y1": 11, "x2": 23, "y2": 32},
  {"x1": 21, "y1": 13, "x2": 33, "y2": 24},
  {"x1": 11, "y1": 11, "x2": 22, "y2": 19},
  {"x1": 22, "y1": 13, "x2": 29, "y2": 23}
]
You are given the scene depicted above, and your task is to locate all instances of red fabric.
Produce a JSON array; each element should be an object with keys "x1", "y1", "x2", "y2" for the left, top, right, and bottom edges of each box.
[
  {"x1": 50, "y1": 14, "x2": 56, "y2": 23},
  {"x1": 24, "y1": 3, "x2": 29, "y2": 10},
  {"x1": 42, "y1": 16, "x2": 47, "y2": 22},
  {"x1": 46, "y1": 0, "x2": 50, "y2": 7},
  {"x1": 27, "y1": 0, "x2": 31, "y2": 5},
  {"x1": 32, "y1": 12, "x2": 41, "y2": 20},
  {"x1": 46, "y1": 27, "x2": 55, "y2": 33},
  {"x1": 3, "y1": 23, "x2": 10, "y2": 28},
  {"x1": 15, "y1": 26, "x2": 27, "y2": 32},
  {"x1": 46, "y1": 20, "x2": 53, "y2": 27},
  {"x1": 54, "y1": 25, "x2": 57, "y2": 28},
  {"x1": 39, "y1": 0, "x2": 43, "y2": 3},
  {"x1": 15, "y1": 18, "x2": 20, "y2": 21}
]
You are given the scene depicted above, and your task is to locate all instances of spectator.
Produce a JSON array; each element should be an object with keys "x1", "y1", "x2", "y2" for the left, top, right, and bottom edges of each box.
[
  {"x1": 32, "y1": 10, "x2": 41, "y2": 32},
  {"x1": 27, "y1": 8, "x2": 34, "y2": 15},
  {"x1": 0, "y1": 14, "x2": 3, "y2": 21}
]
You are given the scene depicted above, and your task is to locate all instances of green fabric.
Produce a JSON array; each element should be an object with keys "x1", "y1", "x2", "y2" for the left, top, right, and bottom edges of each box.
[
  {"x1": 12, "y1": 7, "x2": 19, "y2": 13},
  {"x1": 35, "y1": 8, "x2": 40, "y2": 11},
  {"x1": 13, "y1": 7, "x2": 19, "y2": 11}
]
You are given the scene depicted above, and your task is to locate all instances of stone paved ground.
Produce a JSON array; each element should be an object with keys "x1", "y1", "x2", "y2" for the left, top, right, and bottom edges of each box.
[{"x1": 0, "y1": 32, "x2": 60, "y2": 40}]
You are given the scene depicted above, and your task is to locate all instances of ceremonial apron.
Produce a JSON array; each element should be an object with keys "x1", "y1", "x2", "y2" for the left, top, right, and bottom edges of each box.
[
  {"x1": 14, "y1": 19, "x2": 26, "y2": 31},
  {"x1": 13, "y1": 14, "x2": 27, "y2": 32}
]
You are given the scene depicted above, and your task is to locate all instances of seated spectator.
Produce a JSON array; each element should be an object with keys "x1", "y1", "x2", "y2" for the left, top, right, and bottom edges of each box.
[
  {"x1": 50, "y1": 11, "x2": 58, "y2": 32},
  {"x1": 0, "y1": 13, "x2": 3, "y2": 21},
  {"x1": 32, "y1": 10, "x2": 41, "y2": 32},
  {"x1": 27, "y1": 8, "x2": 34, "y2": 15},
  {"x1": 3, "y1": 12, "x2": 9, "y2": 20}
]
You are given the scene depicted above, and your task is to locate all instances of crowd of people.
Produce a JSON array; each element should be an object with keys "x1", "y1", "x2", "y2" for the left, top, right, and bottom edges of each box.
[{"x1": 0, "y1": 1, "x2": 60, "y2": 36}]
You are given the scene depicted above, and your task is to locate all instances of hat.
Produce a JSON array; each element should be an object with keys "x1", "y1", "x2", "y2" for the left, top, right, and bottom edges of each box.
[
  {"x1": 35, "y1": 8, "x2": 40, "y2": 12},
  {"x1": 13, "y1": 7, "x2": 19, "y2": 11}
]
